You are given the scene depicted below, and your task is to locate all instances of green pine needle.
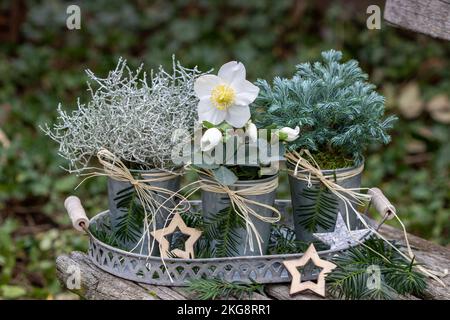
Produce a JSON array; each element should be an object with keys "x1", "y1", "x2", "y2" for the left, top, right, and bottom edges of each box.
[
  {"x1": 268, "y1": 225, "x2": 327, "y2": 254},
  {"x1": 181, "y1": 205, "x2": 246, "y2": 258},
  {"x1": 113, "y1": 186, "x2": 146, "y2": 243},
  {"x1": 89, "y1": 220, "x2": 130, "y2": 251},
  {"x1": 327, "y1": 238, "x2": 427, "y2": 299},
  {"x1": 202, "y1": 206, "x2": 246, "y2": 257},
  {"x1": 296, "y1": 184, "x2": 338, "y2": 232}
]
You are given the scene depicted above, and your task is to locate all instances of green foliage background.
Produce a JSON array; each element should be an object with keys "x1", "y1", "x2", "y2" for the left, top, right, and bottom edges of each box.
[{"x1": 0, "y1": 0, "x2": 448, "y2": 299}]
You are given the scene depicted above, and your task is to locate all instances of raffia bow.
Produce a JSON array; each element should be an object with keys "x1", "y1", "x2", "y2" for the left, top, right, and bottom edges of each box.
[
  {"x1": 197, "y1": 169, "x2": 281, "y2": 255},
  {"x1": 286, "y1": 149, "x2": 446, "y2": 285},
  {"x1": 78, "y1": 148, "x2": 189, "y2": 255}
]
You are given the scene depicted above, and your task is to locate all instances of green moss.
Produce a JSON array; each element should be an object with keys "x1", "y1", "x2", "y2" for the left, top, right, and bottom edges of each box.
[{"x1": 311, "y1": 151, "x2": 355, "y2": 170}]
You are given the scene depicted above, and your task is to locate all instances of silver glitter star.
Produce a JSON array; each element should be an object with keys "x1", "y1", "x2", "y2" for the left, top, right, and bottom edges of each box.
[{"x1": 313, "y1": 212, "x2": 371, "y2": 251}]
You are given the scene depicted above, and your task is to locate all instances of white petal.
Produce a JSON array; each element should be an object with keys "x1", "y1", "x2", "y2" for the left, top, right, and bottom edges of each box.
[
  {"x1": 197, "y1": 98, "x2": 212, "y2": 114},
  {"x1": 201, "y1": 128, "x2": 223, "y2": 152},
  {"x1": 197, "y1": 99, "x2": 226, "y2": 125},
  {"x1": 233, "y1": 80, "x2": 260, "y2": 106},
  {"x1": 194, "y1": 75, "x2": 222, "y2": 99},
  {"x1": 245, "y1": 122, "x2": 258, "y2": 143},
  {"x1": 225, "y1": 105, "x2": 250, "y2": 128},
  {"x1": 280, "y1": 126, "x2": 300, "y2": 142},
  {"x1": 218, "y1": 61, "x2": 246, "y2": 86}
]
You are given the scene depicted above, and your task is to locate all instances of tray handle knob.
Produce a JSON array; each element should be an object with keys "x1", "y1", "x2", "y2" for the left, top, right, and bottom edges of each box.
[
  {"x1": 368, "y1": 188, "x2": 396, "y2": 221},
  {"x1": 64, "y1": 196, "x2": 89, "y2": 231}
]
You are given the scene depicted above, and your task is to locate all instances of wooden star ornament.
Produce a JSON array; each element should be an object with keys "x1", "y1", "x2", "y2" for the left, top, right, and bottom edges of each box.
[
  {"x1": 283, "y1": 243, "x2": 336, "y2": 297},
  {"x1": 150, "y1": 212, "x2": 202, "y2": 259}
]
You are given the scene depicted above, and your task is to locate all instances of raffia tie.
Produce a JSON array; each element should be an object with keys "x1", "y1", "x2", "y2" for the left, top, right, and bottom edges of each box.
[
  {"x1": 80, "y1": 148, "x2": 189, "y2": 255},
  {"x1": 286, "y1": 150, "x2": 446, "y2": 286},
  {"x1": 198, "y1": 170, "x2": 281, "y2": 255}
]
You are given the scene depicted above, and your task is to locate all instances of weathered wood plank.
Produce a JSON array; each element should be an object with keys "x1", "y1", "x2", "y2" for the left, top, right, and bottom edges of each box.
[
  {"x1": 244, "y1": 292, "x2": 272, "y2": 300},
  {"x1": 379, "y1": 223, "x2": 450, "y2": 261},
  {"x1": 384, "y1": 0, "x2": 450, "y2": 41},
  {"x1": 137, "y1": 283, "x2": 187, "y2": 300},
  {"x1": 379, "y1": 223, "x2": 450, "y2": 300},
  {"x1": 56, "y1": 223, "x2": 450, "y2": 300},
  {"x1": 265, "y1": 284, "x2": 325, "y2": 300},
  {"x1": 56, "y1": 251, "x2": 271, "y2": 300},
  {"x1": 169, "y1": 286, "x2": 271, "y2": 300},
  {"x1": 57, "y1": 251, "x2": 182, "y2": 300}
]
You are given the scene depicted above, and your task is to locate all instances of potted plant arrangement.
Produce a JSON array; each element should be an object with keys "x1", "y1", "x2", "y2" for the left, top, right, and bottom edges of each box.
[
  {"x1": 252, "y1": 50, "x2": 397, "y2": 242},
  {"x1": 43, "y1": 57, "x2": 206, "y2": 254},
  {"x1": 187, "y1": 61, "x2": 299, "y2": 256},
  {"x1": 53, "y1": 53, "x2": 439, "y2": 302}
]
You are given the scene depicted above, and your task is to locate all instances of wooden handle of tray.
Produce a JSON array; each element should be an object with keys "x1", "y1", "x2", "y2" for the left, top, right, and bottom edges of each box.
[
  {"x1": 64, "y1": 196, "x2": 89, "y2": 231},
  {"x1": 368, "y1": 188, "x2": 396, "y2": 220}
]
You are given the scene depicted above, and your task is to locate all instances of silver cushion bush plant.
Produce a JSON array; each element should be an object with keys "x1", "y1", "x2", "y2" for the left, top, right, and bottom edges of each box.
[
  {"x1": 43, "y1": 57, "x2": 205, "y2": 172},
  {"x1": 252, "y1": 50, "x2": 397, "y2": 166}
]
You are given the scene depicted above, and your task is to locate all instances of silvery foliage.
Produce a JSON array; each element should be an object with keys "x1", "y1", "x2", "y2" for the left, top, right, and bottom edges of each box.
[{"x1": 43, "y1": 57, "x2": 205, "y2": 172}]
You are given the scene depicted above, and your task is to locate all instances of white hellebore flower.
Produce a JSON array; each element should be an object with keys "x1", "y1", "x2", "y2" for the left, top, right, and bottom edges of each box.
[
  {"x1": 200, "y1": 128, "x2": 223, "y2": 152},
  {"x1": 245, "y1": 121, "x2": 258, "y2": 143},
  {"x1": 194, "y1": 61, "x2": 259, "y2": 128},
  {"x1": 280, "y1": 126, "x2": 300, "y2": 142}
]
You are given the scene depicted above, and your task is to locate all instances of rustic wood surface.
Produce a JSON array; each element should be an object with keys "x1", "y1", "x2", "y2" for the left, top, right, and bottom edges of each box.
[
  {"x1": 56, "y1": 222, "x2": 450, "y2": 300},
  {"x1": 384, "y1": 0, "x2": 450, "y2": 41}
]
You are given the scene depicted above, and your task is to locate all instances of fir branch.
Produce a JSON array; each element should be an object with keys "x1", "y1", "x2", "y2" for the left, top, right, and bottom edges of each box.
[
  {"x1": 180, "y1": 208, "x2": 204, "y2": 230},
  {"x1": 268, "y1": 225, "x2": 328, "y2": 254},
  {"x1": 89, "y1": 219, "x2": 130, "y2": 251},
  {"x1": 327, "y1": 238, "x2": 427, "y2": 300},
  {"x1": 113, "y1": 186, "x2": 146, "y2": 243},
  {"x1": 187, "y1": 278, "x2": 265, "y2": 300},
  {"x1": 383, "y1": 256, "x2": 427, "y2": 296},
  {"x1": 268, "y1": 225, "x2": 301, "y2": 254},
  {"x1": 180, "y1": 205, "x2": 247, "y2": 258},
  {"x1": 296, "y1": 184, "x2": 338, "y2": 232},
  {"x1": 203, "y1": 206, "x2": 246, "y2": 257}
]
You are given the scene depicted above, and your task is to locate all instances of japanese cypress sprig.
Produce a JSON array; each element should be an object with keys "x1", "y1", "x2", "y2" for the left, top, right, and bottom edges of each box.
[{"x1": 252, "y1": 50, "x2": 397, "y2": 164}]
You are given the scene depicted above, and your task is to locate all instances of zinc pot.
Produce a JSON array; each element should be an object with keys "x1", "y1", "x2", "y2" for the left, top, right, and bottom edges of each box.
[
  {"x1": 288, "y1": 161, "x2": 364, "y2": 243},
  {"x1": 200, "y1": 173, "x2": 278, "y2": 257},
  {"x1": 107, "y1": 168, "x2": 181, "y2": 255}
]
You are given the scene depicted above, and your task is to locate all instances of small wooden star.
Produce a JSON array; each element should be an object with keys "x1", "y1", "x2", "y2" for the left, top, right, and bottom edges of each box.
[
  {"x1": 283, "y1": 243, "x2": 336, "y2": 297},
  {"x1": 150, "y1": 212, "x2": 202, "y2": 259}
]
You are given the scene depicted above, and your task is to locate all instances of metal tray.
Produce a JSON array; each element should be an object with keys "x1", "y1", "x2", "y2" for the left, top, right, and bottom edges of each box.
[{"x1": 87, "y1": 200, "x2": 372, "y2": 286}]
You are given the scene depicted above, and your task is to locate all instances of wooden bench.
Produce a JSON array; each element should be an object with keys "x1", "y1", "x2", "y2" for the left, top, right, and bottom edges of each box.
[
  {"x1": 55, "y1": 0, "x2": 450, "y2": 300},
  {"x1": 384, "y1": 0, "x2": 450, "y2": 41},
  {"x1": 55, "y1": 222, "x2": 450, "y2": 300}
]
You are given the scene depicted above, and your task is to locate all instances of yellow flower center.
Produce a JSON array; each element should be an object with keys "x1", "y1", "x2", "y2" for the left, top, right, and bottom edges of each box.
[{"x1": 210, "y1": 84, "x2": 235, "y2": 110}]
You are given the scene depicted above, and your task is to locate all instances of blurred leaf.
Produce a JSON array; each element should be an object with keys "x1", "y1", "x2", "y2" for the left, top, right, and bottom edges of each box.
[
  {"x1": 427, "y1": 94, "x2": 450, "y2": 124},
  {"x1": 1, "y1": 285, "x2": 27, "y2": 299},
  {"x1": 398, "y1": 83, "x2": 423, "y2": 119}
]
